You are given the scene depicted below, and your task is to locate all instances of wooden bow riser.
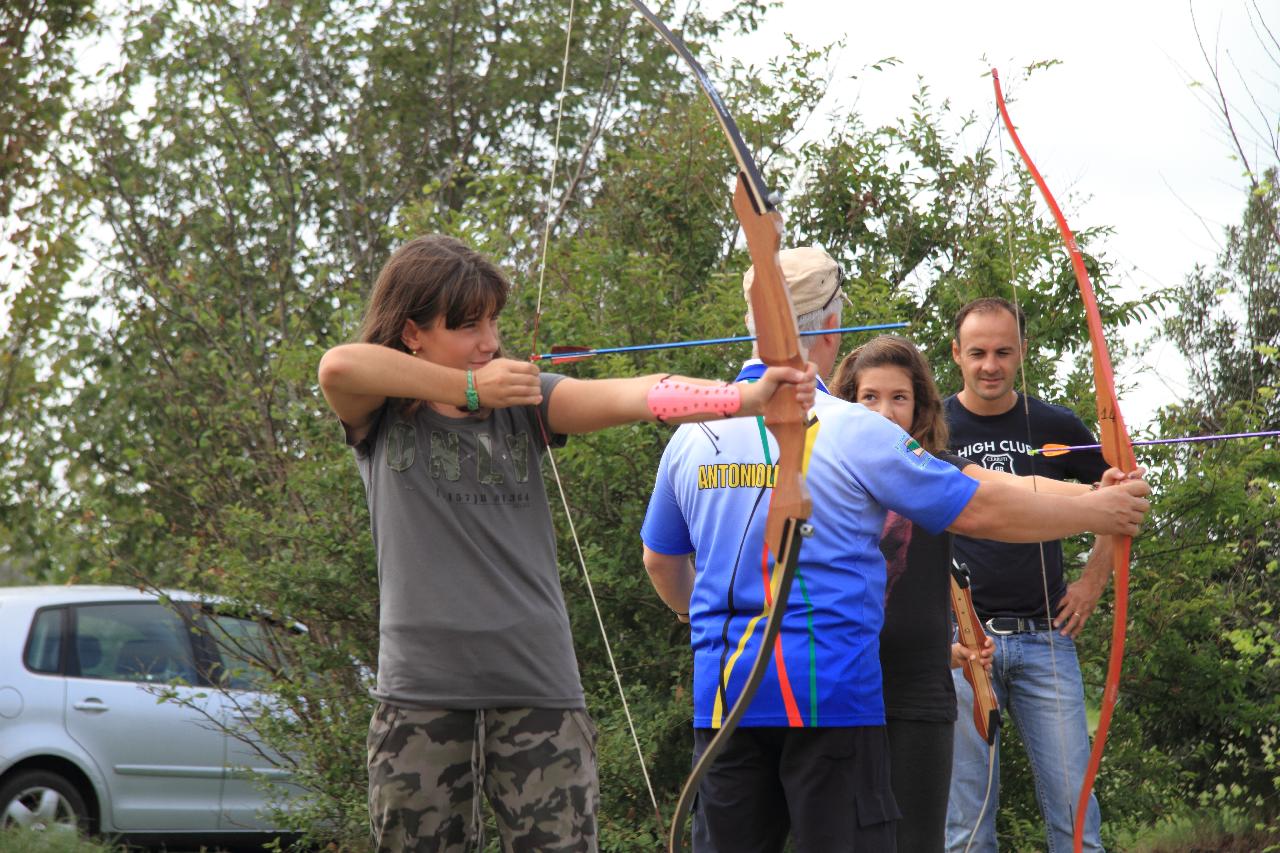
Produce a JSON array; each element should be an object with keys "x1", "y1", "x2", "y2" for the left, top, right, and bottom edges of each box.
[
  {"x1": 949, "y1": 573, "x2": 1001, "y2": 744},
  {"x1": 733, "y1": 176, "x2": 813, "y2": 552}
]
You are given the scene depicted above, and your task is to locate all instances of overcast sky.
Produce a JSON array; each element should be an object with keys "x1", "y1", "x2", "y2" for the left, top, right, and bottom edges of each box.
[{"x1": 710, "y1": 0, "x2": 1274, "y2": 430}]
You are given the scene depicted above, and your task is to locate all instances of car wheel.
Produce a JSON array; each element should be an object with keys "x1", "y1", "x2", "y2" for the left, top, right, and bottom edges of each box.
[{"x1": 0, "y1": 770, "x2": 89, "y2": 833}]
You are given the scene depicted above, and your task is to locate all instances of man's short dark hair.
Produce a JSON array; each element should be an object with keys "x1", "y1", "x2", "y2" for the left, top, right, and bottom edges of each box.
[{"x1": 953, "y1": 297, "x2": 1027, "y2": 341}]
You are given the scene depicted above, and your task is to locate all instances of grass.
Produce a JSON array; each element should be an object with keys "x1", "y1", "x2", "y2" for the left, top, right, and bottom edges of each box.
[
  {"x1": 0, "y1": 829, "x2": 117, "y2": 853},
  {"x1": 1115, "y1": 808, "x2": 1280, "y2": 852}
]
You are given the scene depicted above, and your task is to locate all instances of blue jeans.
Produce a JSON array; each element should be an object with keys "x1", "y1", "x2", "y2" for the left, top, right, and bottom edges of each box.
[{"x1": 945, "y1": 628, "x2": 1103, "y2": 852}]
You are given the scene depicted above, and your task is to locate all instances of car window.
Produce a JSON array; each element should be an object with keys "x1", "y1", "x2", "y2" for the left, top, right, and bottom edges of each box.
[
  {"x1": 24, "y1": 607, "x2": 65, "y2": 674},
  {"x1": 203, "y1": 613, "x2": 276, "y2": 691},
  {"x1": 72, "y1": 602, "x2": 199, "y2": 685}
]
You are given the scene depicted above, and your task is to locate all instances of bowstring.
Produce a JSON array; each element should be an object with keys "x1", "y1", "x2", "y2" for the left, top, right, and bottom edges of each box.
[
  {"x1": 528, "y1": 0, "x2": 576, "y2": 353},
  {"x1": 529, "y1": 0, "x2": 662, "y2": 828},
  {"x1": 964, "y1": 749, "x2": 997, "y2": 853},
  {"x1": 993, "y1": 85, "x2": 1075, "y2": 826}
]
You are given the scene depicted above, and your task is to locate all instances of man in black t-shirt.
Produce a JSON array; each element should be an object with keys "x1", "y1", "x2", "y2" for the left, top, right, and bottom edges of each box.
[{"x1": 943, "y1": 297, "x2": 1110, "y2": 852}]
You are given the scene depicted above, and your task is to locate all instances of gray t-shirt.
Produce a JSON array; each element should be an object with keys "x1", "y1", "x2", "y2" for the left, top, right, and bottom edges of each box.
[{"x1": 349, "y1": 373, "x2": 583, "y2": 709}]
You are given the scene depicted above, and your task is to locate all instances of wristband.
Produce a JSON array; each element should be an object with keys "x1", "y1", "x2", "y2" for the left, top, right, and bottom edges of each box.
[
  {"x1": 465, "y1": 370, "x2": 480, "y2": 411},
  {"x1": 647, "y1": 377, "x2": 741, "y2": 423}
]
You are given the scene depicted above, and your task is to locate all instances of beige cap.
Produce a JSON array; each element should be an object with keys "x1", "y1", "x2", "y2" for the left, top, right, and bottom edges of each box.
[{"x1": 742, "y1": 246, "x2": 841, "y2": 316}]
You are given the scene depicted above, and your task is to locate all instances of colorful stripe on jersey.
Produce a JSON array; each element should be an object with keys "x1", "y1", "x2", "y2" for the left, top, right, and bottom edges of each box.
[
  {"x1": 710, "y1": 401, "x2": 822, "y2": 728},
  {"x1": 799, "y1": 413, "x2": 820, "y2": 725}
]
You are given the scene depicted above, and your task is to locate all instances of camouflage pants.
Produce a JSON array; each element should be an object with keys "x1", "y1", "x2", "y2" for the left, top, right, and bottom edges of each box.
[{"x1": 367, "y1": 704, "x2": 599, "y2": 852}]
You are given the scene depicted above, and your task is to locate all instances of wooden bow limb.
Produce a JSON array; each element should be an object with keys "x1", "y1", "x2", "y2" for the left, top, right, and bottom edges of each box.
[
  {"x1": 624, "y1": 4, "x2": 814, "y2": 850},
  {"x1": 951, "y1": 561, "x2": 1001, "y2": 744}
]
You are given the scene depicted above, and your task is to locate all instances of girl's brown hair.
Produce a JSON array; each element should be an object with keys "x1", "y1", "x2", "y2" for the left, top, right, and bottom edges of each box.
[
  {"x1": 357, "y1": 234, "x2": 509, "y2": 352},
  {"x1": 831, "y1": 334, "x2": 950, "y2": 454}
]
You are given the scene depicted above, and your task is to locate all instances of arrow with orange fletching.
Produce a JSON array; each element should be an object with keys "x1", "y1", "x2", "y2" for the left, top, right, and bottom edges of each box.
[
  {"x1": 1032, "y1": 430, "x2": 1280, "y2": 457},
  {"x1": 531, "y1": 322, "x2": 909, "y2": 363}
]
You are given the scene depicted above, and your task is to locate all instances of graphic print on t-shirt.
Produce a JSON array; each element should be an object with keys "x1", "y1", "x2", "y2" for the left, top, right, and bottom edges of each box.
[
  {"x1": 945, "y1": 395, "x2": 1110, "y2": 617},
  {"x1": 697, "y1": 462, "x2": 778, "y2": 490},
  {"x1": 386, "y1": 421, "x2": 416, "y2": 471},
  {"x1": 979, "y1": 452, "x2": 1014, "y2": 473},
  {"x1": 391, "y1": 420, "x2": 535, "y2": 508},
  {"x1": 895, "y1": 434, "x2": 932, "y2": 469}
]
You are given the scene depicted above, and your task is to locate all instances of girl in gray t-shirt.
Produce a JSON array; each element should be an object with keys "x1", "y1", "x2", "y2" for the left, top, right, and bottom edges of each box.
[{"x1": 318, "y1": 233, "x2": 815, "y2": 852}]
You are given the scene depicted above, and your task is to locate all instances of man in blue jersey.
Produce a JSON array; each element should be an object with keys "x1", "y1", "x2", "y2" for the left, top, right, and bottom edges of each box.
[{"x1": 640, "y1": 249, "x2": 1152, "y2": 853}]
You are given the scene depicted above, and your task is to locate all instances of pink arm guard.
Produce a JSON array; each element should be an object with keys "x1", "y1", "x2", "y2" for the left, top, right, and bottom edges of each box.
[{"x1": 646, "y1": 377, "x2": 742, "y2": 423}]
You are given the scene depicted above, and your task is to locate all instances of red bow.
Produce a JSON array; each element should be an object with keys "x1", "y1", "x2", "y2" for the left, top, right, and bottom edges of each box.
[{"x1": 992, "y1": 68, "x2": 1139, "y2": 853}]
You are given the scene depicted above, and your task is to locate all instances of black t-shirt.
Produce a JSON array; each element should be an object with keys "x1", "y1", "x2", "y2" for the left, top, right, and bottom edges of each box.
[
  {"x1": 879, "y1": 450, "x2": 968, "y2": 723},
  {"x1": 944, "y1": 394, "x2": 1109, "y2": 619}
]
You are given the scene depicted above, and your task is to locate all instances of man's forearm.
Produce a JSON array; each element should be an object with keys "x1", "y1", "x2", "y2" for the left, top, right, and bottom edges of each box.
[
  {"x1": 950, "y1": 480, "x2": 1104, "y2": 542},
  {"x1": 950, "y1": 477, "x2": 1149, "y2": 542},
  {"x1": 642, "y1": 546, "x2": 695, "y2": 614},
  {"x1": 1078, "y1": 535, "x2": 1116, "y2": 588}
]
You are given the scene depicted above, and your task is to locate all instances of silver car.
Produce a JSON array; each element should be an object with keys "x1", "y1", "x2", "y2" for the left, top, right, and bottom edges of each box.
[{"x1": 0, "y1": 585, "x2": 297, "y2": 846}]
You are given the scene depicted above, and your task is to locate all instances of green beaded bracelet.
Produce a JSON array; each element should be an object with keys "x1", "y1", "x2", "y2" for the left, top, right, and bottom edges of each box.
[{"x1": 465, "y1": 369, "x2": 480, "y2": 411}]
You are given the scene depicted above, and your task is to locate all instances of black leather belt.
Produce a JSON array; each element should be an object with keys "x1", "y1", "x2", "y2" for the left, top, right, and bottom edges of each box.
[{"x1": 983, "y1": 617, "x2": 1053, "y2": 635}]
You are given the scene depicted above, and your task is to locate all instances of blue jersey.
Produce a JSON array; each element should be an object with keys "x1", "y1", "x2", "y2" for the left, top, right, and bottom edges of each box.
[{"x1": 641, "y1": 362, "x2": 979, "y2": 728}]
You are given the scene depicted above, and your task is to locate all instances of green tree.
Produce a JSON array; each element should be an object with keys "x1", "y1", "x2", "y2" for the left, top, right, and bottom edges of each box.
[
  {"x1": 0, "y1": 0, "x2": 97, "y2": 577},
  {"x1": 1094, "y1": 5, "x2": 1280, "y2": 844},
  {"x1": 1120, "y1": 166, "x2": 1279, "y2": 844}
]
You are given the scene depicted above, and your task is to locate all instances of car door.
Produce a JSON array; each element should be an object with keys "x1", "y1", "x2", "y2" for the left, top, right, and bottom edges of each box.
[
  {"x1": 62, "y1": 601, "x2": 227, "y2": 831},
  {"x1": 198, "y1": 610, "x2": 298, "y2": 831}
]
